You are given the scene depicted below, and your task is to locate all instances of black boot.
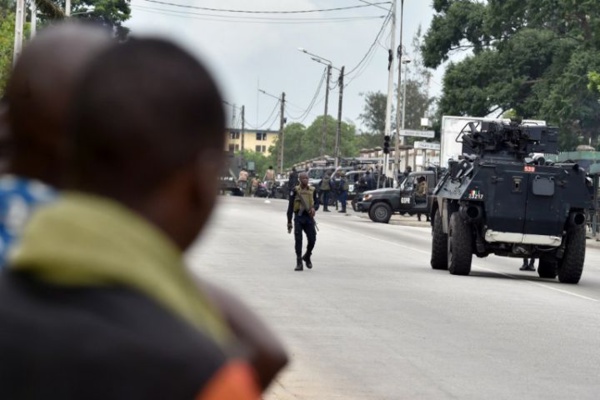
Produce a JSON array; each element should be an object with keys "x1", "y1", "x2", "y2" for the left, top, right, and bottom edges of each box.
[
  {"x1": 302, "y1": 253, "x2": 313, "y2": 269},
  {"x1": 295, "y1": 257, "x2": 303, "y2": 271}
]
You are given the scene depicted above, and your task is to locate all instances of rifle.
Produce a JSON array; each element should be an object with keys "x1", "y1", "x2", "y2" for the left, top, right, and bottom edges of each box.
[{"x1": 295, "y1": 187, "x2": 319, "y2": 232}]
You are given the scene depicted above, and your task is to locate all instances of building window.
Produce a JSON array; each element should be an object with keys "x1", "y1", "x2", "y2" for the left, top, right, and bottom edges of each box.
[
  {"x1": 229, "y1": 131, "x2": 240, "y2": 140},
  {"x1": 228, "y1": 144, "x2": 235, "y2": 152},
  {"x1": 235, "y1": 144, "x2": 240, "y2": 151},
  {"x1": 256, "y1": 132, "x2": 267, "y2": 141},
  {"x1": 255, "y1": 145, "x2": 267, "y2": 153}
]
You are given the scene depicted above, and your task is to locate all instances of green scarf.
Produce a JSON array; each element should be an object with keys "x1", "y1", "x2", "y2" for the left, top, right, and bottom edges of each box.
[{"x1": 9, "y1": 192, "x2": 231, "y2": 346}]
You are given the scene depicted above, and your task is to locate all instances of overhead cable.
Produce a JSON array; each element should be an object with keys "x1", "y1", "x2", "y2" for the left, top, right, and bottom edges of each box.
[{"x1": 141, "y1": 0, "x2": 391, "y2": 14}]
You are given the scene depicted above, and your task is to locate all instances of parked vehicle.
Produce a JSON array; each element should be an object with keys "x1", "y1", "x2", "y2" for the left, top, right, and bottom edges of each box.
[{"x1": 355, "y1": 170, "x2": 439, "y2": 223}]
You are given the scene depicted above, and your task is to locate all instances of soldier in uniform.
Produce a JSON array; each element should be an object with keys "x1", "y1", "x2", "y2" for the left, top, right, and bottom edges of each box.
[
  {"x1": 319, "y1": 172, "x2": 332, "y2": 212},
  {"x1": 286, "y1": 172, "x2": 320, "y2": 271},
  {"x1": 338, "y1": 171, "x2": 349, "y2": 213}
]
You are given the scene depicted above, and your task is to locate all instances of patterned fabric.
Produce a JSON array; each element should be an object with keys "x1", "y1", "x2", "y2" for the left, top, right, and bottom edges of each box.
[{"x1": 0, "y1": 175, "x2": 56, "y2": 267}]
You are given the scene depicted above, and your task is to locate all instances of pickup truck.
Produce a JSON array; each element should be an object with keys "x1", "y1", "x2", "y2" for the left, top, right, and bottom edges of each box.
[{"x1": 356, "y1": 170, "x2": 438, "y2": 223}]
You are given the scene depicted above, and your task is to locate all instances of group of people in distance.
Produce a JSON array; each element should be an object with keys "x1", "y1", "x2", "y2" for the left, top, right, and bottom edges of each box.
[{"x1": 0, "y1": 22, "x2": 287, "y2": 399}]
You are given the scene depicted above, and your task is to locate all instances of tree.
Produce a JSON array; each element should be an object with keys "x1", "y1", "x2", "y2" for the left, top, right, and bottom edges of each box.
[
  {"x1": 66, "y1": 0, "x2": 131, "y2": 40},
  {"x1": 0, "y1": 11, "x2": 15, "y2": 93},
  {"x1": 422, "y1": 0, "x2": 600, "y2": 149},
  {"x1": 357, "y1": 91, "x2": 388, "y2": 150},
  {"x1": 236, "y1": 149, "x2": 273, "y2": 179},
  {"x1": 357, "y1": 26, "x2": 436, "y2": 147},
  {"x1": 270, "y1": 116, "x2": 358, "y2": 169}
]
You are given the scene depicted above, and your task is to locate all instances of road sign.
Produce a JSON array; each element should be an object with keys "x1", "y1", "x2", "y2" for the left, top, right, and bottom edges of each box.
[
  {"x1": 399, "y1": 129, "x2": 435, "y2": 138},
  {"x1": 414, "y1": 141, "x2": 441, "y2": 150}
]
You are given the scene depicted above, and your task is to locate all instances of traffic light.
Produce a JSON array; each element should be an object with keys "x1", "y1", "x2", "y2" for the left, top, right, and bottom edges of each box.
[{"x1": 383, "y1": 135, "x2": 391, "y2": 154}]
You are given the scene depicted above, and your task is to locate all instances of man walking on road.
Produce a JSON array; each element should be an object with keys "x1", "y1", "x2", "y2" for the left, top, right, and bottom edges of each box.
[{"x1": 287, "y1": 172, "x2": 319, "y2": 271}]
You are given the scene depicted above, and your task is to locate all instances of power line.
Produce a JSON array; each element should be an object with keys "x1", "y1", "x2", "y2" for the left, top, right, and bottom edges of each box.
[
  {"x1": 345, "y1": 9, "x2": 393, "y2": 77},
  {"x1": 256, "y1": 100, "x2": 281, "y2": 129},
  {"x1": 286, "y1": 68, "x2": 327, "y2": 121},
  {"x1": 132, "y1": 5, "x2": 386, "y2": 23},
  {"x1": 141, "y1": 0, "x2": 391, "y2": 14}
]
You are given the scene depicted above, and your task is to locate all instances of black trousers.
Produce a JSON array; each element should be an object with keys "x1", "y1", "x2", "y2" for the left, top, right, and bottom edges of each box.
[{"x1": 294, "y1": 213, "x2": 316, "y2": 257}]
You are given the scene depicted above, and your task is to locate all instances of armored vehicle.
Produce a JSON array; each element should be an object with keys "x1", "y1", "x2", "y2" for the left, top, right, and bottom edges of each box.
[
  {"x1": 356, "y1": 170, "x2": 438, "y2": 223},
  {"x1": 430, "y1": 120, "x2": 593, "y2": 284}
]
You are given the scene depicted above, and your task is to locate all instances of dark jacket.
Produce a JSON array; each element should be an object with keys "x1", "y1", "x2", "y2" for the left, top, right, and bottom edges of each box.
[{"x1": 0, "y1": 272, "x2": 239, "y2": 400}]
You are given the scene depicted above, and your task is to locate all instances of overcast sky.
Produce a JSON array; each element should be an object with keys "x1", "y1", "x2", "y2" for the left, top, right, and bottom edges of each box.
[{"x1": 126, "y1": 0, "x2": 445, "y2": 132}]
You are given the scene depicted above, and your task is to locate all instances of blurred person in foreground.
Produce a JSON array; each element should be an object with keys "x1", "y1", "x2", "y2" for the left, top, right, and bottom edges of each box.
[
  {"x1": 0, "y1": 35, "x2": 286, "y2": 399},
  {"x1": 0, "y1": 24, "x2": 113, "y2": 267}
]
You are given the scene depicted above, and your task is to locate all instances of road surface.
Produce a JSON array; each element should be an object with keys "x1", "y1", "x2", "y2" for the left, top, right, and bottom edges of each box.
[{"x1": 186, "y1": 196, "x2": 600, "y2": 400}]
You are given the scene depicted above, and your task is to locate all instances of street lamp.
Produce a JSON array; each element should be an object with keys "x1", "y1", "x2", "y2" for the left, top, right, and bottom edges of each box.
[{"x1": 298, "y1": 48, "x2": 345, "y2": 167}]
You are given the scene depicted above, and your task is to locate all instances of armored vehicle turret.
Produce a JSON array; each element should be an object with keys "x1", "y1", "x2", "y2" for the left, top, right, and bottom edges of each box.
[{"x1": 430, "y1": 120, "x2": 593, "y2": 284}]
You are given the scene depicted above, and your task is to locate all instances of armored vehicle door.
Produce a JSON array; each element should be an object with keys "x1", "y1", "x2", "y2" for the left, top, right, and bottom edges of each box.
[
  {"x1": 481, "y1": 164, "x2": 564, "y2": 238},
  {"x1": 480, "y1": 164, "x2": 528, "y2": 234},
  {"x1": 522, "y1": 167, "x2": 564, "y2": 237}
]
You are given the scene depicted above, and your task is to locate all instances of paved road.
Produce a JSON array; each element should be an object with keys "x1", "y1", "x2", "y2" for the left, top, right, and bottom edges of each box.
[{"x1": 186, "y1": 196, "x2": 600, "y2": 400}]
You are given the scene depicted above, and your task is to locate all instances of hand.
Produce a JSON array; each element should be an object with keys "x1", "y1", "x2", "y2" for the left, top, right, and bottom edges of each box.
[
  {"x1": 287, "y1": 222, "x2": 293, "y2": 234},
  {"x1": 309, "y1": 208, "x2": 315, "y2": 218}
]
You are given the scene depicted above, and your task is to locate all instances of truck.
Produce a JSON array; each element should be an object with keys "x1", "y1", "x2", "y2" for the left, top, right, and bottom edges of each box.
[
  {"x1": 430, "y1": 117, "x2": 593, "y2": 284},
  {"x1": 355, "y1": 169, "x2": 439, "y2": 223}
]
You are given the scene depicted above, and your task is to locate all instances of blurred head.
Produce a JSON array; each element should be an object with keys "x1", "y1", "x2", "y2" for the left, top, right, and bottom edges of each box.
[
  {"x1": 5, "y1": 22, "x2": 112, "y2": 187},
  {"x1": 68, "y1": 37, "x2": 226, "y2": 250},
  {"x1": 299, "y1": 172, "x2": 308, "y2": 187}
]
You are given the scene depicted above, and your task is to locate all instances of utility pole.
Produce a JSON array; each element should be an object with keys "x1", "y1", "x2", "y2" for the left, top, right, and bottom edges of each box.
[
  {"x1": 66, "y1": 0, "x2": 71, "y2": 16},
  {"x1": 321, "y1": 64, "x2": 331, "y2": 158},
  {"x1": 31, "y1": 0, "x2": 37, "y2": 38},
  {"x1": 278, "y1": 92, "x2": 286, "y2": 174},
  {"x1": 394, "y1": 0, "x2": 405, "y2": 176},
  {"x1": 241, "y1": 105, "x2": 245, "y2": 152},
  {"x1": 385, "y1": 0, "x2": 397, "y2": 182},
  {"x1": 334, "y1": 66, "x2": 345, "y2": 168},
  {"x1": 12, "y1": 0, "x2": 25, "y2": 66}
]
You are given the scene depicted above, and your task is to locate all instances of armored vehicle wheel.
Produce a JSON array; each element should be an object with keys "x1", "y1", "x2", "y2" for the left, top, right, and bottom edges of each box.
[
  {"x1": 369, "y1": 202, "x2": 392, "y2": 224},
  {"x1": 537, "y1": 259, "x2": 557, "y2": 279},
  {"x1": 431, "y1": 209, "x2": 448, "y2": 270},
  {"x1": 558, "y1": 224, "x2": 586, "y2": 284},
  {"x1": 447, "y1": 212, "x2": 472, "y2": 275}
]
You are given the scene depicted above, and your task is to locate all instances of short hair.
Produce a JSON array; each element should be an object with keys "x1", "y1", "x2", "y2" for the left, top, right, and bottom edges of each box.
[{"x1": 68, "y1": 37, "x2": 225, "y2": 195}]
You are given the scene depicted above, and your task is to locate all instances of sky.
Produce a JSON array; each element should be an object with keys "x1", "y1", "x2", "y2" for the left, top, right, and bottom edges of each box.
[{"x1": 126, "y1": 0, "x2": 446, "y2": 132}]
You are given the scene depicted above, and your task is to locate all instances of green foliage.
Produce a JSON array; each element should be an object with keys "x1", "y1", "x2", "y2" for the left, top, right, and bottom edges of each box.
[
  {"x1": 357, "y1": 26, "x2": 438, "y2": 148},
  {"x1": 270, "y1": 116, "x2": 357, "y2": 169},
  {"x1": 236, "y1": 149, "x2": 273, "y2": 179},
  {"x1": 359, "y1": 91, "x2": 388, "y2": 135},
  {"x1": 589, "y1": 71, "x2": 600, "y2": 93},
  {"x1": 69, "y1": 0, "x2": 131, "y2": 40},
  {"x1": 422, "y1": 0, "x2": 600, "y2": 149},
  {"x1": 0, "y1": 11, "x2": 14, "y2": 94}
]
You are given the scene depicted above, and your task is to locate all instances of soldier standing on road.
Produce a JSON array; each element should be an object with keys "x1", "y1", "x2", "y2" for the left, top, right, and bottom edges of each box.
[
  {"x1": 319, "y1": 172, "x2": 332, "y2": 212},
  {"x1": 416, "y1": 176, "x2": 430, "y2": 222},
  {"x1": 263, "y1": 165, "x2": 275, "y2": 192},
  {"x1": 520, "y1": 258, "x2": 536, "y2": 271},
  {"x1": 365, "y1": 170, "x2": 375, "y2": 191},
  {"x1": 338, "y1": 171, "x2": 349, "y2": 213},
  {"x1": 238, "y1": 168, "x2": 249, "y2": 195},
  {"x1": 287, "y1": 172, "x2": 319, "y2": 271},
  {"x1": 288, "y1": 166, "x2": 298, "y2": 189}
]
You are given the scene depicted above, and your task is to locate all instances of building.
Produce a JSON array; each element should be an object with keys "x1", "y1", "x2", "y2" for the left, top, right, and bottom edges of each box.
[{"x1": 225, "y1": 128, "x2": 279, "y2": 156}]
